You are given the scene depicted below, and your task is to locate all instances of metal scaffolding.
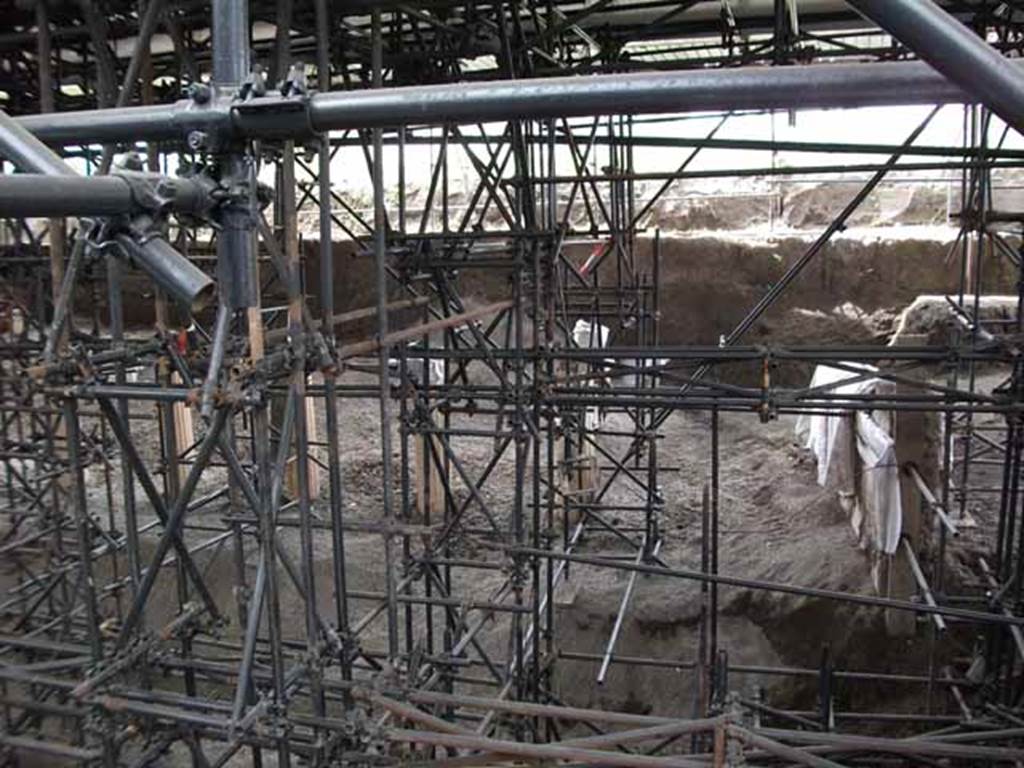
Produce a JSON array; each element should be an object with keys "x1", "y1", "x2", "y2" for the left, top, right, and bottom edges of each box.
[{"x1": 1, "y1": 0, "x2": 1024, "y2": 765}]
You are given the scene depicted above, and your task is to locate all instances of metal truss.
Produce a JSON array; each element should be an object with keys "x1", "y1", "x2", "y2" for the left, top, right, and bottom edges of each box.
[{"x1": 1, "y1": 0, "x2": 1024, "y2": 766}]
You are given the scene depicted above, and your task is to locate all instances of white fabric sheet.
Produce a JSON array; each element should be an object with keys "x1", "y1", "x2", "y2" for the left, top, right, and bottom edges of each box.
[{"x1": 795, "y1": 365, "x2": 902, "y2": 554}]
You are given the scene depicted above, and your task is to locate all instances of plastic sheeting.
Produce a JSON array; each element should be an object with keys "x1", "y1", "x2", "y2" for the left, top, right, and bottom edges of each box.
[
  {"x1": 573, "y1": 319, "x2": 610, "y2": 349},
  {"x1": 795, "y1": 364, "x2": 902, "y2": 555}
]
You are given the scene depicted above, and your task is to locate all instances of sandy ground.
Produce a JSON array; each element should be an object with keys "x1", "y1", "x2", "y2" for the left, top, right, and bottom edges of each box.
[
  {"x1": 285, "y1": 369, "x2": 928, "y2": 720},
  {"x1": 0, "y1": 358, "x2": 995, "y2": 766}
]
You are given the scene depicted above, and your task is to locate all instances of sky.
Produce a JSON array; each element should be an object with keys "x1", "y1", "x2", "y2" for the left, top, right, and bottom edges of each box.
[
  {"x1": 321, "y1": 104, "x2": 1024, "y2": 199},
  {"x1": 48, "y1": 103, "x2": 1019, "y2": 216}
]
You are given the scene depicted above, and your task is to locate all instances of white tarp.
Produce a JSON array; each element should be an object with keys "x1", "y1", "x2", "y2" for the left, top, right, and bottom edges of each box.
[
  {"x1": 795, "y1": 364, "x2": 902, "y2": 555},
  {"x1": 388, "y1": 351, "x2": 444, "y2": 389},
  {"x1": 573, "y1": 319, "x2": 610, "y2": 349}
]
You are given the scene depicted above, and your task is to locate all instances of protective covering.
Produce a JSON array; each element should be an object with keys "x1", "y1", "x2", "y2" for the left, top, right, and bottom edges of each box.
[
  {"x1": 795, "y1": 364, "x2": 902, "y2": 554},
  {"x1": 573, "y1": 319, "x2": 611, "y2": 349}
]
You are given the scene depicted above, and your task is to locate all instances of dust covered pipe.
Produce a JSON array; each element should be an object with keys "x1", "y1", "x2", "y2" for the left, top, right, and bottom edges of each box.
[
  {"x1": 0, "y1": 175, "x2": 134, "y2": 217},
  {"x1": 14, "y1": 58, "x2": 1024, "y2": 147},
  {"x1": 847, "y1": 0, "x2": 1024, "y2": 133},
  {"x1": 115, "y1": 232, "x2": 215, "y2": 314},
  {"x1": 298, "y1": 59, "x2": 980, "y2": 132},
  {"x1": 0, "y1": 108, "x2": 75, "y2": 176},
  {"x1": 0, "y1": 169, "x2": 215, "y2": 219},
  {"x1": 0, "y1": 109, "x2": 215, "y2": 312}
]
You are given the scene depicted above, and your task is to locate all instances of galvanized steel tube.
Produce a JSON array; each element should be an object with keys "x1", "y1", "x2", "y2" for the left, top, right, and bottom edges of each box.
[
  {"x1": 0, "y1": 175, "x2": 133, "y2": 217},
  {"x1": 303, "y1": 59, "x2": 976, "y2": 131},
  {"x1": 0, "y1": 108, "x2": 76, "y2": 176},
  {"x1": 115, "y1": 233, "x2": 215, "y2": 312},
  {"x1": 14, "y1": 59, "x2": 1017, "y2": 148},
  {"x1": 848, "y1": 0, "x2": 1024, "y2": 132}
]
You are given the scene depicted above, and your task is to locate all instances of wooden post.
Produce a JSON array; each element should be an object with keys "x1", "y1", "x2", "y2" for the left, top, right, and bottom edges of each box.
[
  {"x1": 170, "y1": 373, "x2": 196, "y2": 486},
  {"x1": 285, "y1": 376, "x2": 323, "y2": 499},
  {"x1": 414, "y1": 414, "x2": 444, "y2": 522},
  {"x1": 713, "y1": 723, "x2": 726, "y2": 768}
]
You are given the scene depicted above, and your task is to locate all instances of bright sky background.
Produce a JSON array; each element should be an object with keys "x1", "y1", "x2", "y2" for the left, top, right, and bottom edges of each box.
[
  {"x1": 52, "y1": 103, "x2": 1017, "y2": 213},
  {"x1": 325, "y1": 104, "x2": 1024, "y2": 199}
]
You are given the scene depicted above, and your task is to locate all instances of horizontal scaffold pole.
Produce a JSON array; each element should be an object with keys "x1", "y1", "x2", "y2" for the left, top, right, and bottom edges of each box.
[{"x1": 13, "y1": 59, "x2": 1016, "y2": 147}]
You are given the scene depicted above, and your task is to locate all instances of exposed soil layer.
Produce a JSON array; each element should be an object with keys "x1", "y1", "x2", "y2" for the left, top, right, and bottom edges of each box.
[
  {"x1": 294, "y1": 230, "x2": 1014, "y2": 336},
  {"x1": 102, "y1": 226, "x2": 1017, "y2": 380},
  {"x1": 293, "y1": 229, "x2": 1013, "y2": 387},
  {"x1": 67, "y1": 228, "x2": 998, "y2": 717},
  {"x1": 552, "y1": 407, "x2": 945, "y2": 720},
  {"x1": 20, "y1": 189, "x2": 1011, "y2": 750}
]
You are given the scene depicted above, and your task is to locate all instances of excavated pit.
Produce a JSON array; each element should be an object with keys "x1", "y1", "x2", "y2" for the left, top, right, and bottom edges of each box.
[{"x1": 19, "y1": 181, "x2": 1019, "y2": 734}]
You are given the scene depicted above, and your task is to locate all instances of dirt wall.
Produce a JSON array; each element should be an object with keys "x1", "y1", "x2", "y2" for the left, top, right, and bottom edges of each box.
[{"x1": 100, "y1": 232, "x2": 1017, "y2": 363}]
